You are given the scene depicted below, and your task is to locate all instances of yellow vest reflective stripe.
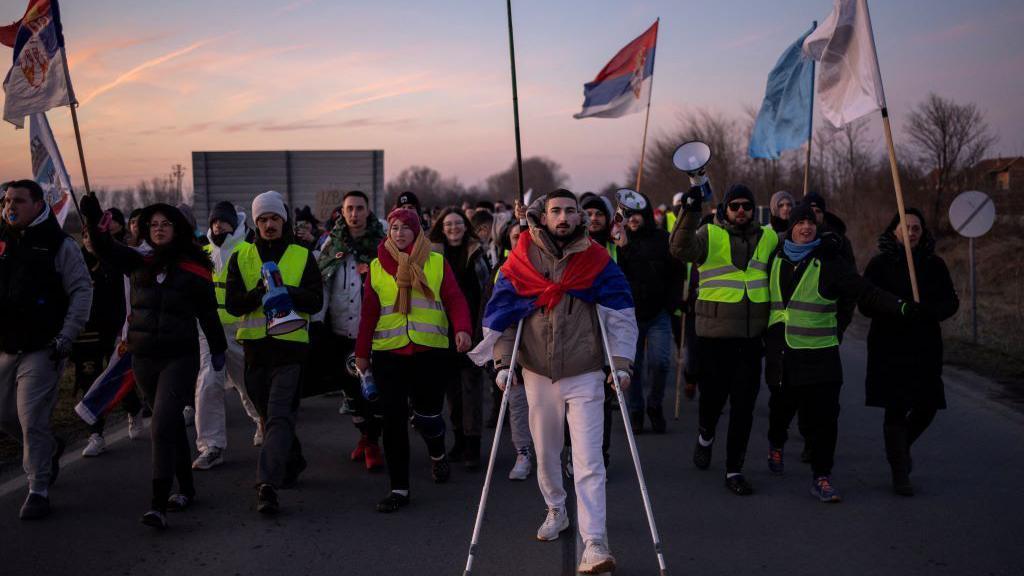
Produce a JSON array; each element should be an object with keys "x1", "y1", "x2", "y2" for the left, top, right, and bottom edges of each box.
[
  {"x1": 204, "y1": 243, "x2": 240, "y2": 326},
  {"x1": 606, "y1": 242, "x2": 617, "y2": 263},
  {"x1": 697, "y1": 225, "x2": 777, "y2": 303},
  {"x1": 235, "y1": 242, "x2": 311, "y2": 343},
  {"x1": 369, "y1": 252, "x2": 449, "y2": 350},
  {"x1": 768, "y1": 257, "x2": 839, "y2": 349}
]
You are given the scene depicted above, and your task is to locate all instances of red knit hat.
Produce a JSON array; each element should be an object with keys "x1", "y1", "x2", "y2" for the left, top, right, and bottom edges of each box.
[{"x1": 386, "y1": 208, "x2": 421, "y2": 238}]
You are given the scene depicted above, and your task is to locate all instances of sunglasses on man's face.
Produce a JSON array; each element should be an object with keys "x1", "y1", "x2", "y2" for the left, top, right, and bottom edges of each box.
[{"x1": 727, "y1": 201, "x2": 754, "y2": 212}]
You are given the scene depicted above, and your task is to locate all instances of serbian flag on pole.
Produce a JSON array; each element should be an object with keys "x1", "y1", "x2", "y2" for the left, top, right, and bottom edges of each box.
[
  {"x1": 574, "y1": 20, "x2": 658, "y2": 119},
  {"x1": 29, "y1": 112, "x2": 72, "y2": 226},
  {"x1": 468, "y1": 226, "x2": 637, "y2": 367},
  {"x1": 1, "y1": 0, "x2": 73, "y2": 129}
]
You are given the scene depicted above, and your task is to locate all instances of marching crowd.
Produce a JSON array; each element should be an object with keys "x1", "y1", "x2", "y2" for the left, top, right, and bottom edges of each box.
[{"x1": 0, "y1": 171, "x2": 958, "y2": 573}]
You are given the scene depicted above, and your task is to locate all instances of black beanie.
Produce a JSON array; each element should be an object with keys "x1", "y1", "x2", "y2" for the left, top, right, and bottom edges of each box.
[
  {"x1": 787, "y1": 202, "x2": 817, "y2": 232},
  {"x1": 581, "y1": 194, "x2": 611, "y2": 220},
  {"x1": 106, "y1": 207, "x2": 126, "y2": 228},
  {"x1": 723, "y1": 184, "x2": 755, "y2": 205},
  {"x1": 396, "y1": 191, "x2": 420, "y2": 210},
  {"x1": 208, "y1": 201, "x2": 238, "y2": 230},
  {"x1": 804, "y1": 192, "x2": 827, "y2": 212}
]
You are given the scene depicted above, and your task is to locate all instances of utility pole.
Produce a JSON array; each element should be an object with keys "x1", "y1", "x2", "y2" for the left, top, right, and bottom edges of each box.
[{"x1": 171, "y1": 163, "x2": 186, "y2": 201}]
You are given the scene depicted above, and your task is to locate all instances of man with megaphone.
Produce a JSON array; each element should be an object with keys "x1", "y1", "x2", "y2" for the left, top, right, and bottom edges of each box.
[{"x1": 225, "y1": 190, "x2": 323, "y2": 514}]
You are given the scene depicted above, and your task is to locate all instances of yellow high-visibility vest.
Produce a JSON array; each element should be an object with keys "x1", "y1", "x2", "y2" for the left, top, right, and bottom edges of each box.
[
  {"x1": 768, "y1": 257, "x2": 839, "y2": 349},
  {"x1": 204, "y1": 243, "x2": 242, "y2": 326},
  {"x1": 234, "y1": 242, "x2": 310, "y2": 343},
  {"x1": 369, "y1": 252, "x2": 449, "y2": 350},
  {"x1": 697, "y1": 225, "x2": 777, "y2": 304}
]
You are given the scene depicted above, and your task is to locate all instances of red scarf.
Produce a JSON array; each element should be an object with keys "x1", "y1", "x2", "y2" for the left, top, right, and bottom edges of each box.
[{"x1": 500, "y1": 230, "x2": 609, "y2": 310}]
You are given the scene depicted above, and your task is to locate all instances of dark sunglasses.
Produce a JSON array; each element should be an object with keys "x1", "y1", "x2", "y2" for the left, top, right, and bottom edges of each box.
[{"x1": 727, "y1": 201, "x2": 754, "y2": 212}]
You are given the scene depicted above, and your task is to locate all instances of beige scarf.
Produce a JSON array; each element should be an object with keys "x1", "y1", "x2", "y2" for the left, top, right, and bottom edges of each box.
[{"x1": 384, "y1": 233, "x2": 434, "y2": 315}]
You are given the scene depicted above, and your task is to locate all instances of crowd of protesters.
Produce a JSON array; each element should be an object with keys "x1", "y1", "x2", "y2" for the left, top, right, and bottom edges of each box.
[{"x1": 0, "y1": 172, "x2": 959, "y2": 572}]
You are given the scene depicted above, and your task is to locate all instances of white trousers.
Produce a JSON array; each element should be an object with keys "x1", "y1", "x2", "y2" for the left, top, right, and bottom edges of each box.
[
  {"x1": 195, "y1": 326, "x2": 259, "y2": 452},
  {"x1": 523, "y1": 368, "x2": 606, "y2": 542}
]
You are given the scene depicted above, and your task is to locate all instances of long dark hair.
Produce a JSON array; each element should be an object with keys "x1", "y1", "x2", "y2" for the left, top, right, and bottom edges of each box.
[
  {"x1": 879, "y1": 207, "x2": 934, "y2": 257},
  {"x1": 428, "y1": 206, "x2": 479, "y2": 246},
  {"x1": 139, "y1": 203, "x2": 212, "y2": 276}
]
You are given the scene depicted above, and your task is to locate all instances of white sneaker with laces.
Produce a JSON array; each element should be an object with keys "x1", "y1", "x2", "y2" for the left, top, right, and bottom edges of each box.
[
  {"x1": 508, "y1": 452, "x2": 532, "y2": 481},
  {"x1": 82, "y1": 433, "x2": 105, "y2": 457},
  {"x1": 536, "y1": 507, "x2": 570, "y2": 541},
  {"x1": 191, "y1": 447, "x2": 224, "y2": 470},
  {"x1": 128, "y1": 414, "x2": 146, "y2": 441},
  {"x1": 578, "y1": 539, "x2": 616, "y2": 574}
]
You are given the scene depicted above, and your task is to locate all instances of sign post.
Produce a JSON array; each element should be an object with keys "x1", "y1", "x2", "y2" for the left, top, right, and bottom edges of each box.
[{"x1": 948, "y1": 191, "x2": 996, "y2": 343}]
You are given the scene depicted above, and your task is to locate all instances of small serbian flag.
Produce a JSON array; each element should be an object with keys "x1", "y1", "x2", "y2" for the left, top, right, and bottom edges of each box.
[
  {"x1": 574, "y1": 20, "x2": 658, "y2": 120},
  {"x1": 75, "y1": 338, "x2": 135, "y2": 426}
]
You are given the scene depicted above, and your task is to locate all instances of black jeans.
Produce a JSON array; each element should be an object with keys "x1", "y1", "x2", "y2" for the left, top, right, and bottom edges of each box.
[
  {"x1": 245, "y1": 359, "x2": 304, "y2": 487},
  {"x1": 445, "y1": 353, "x2": 484, "y2": 438},
  {"x1": 696, "y1": 337, "x2": 762, "y2": 474},
  {"x1": 372, "y1": 349, "x2": 448, "y2": 492},
  {"x1": 767, "y1": 381, "x2": 842, "y2": 477},
  {"x1": 133, "y1": 354, "x2": 199, "y2": 511},
  {"x1": 324, "y1": 332, "x2": 380, "y2": 441}
]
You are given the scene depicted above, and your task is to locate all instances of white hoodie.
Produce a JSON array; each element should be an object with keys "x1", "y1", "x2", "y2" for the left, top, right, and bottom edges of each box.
[{"x1": 205, "y1": 211, "x2": 247, "y2": 275}]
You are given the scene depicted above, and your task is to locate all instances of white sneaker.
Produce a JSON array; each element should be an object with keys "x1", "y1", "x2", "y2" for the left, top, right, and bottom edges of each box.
[
  {"x1": 578, "y1": 539, "x2": 616, "y2": 574},
  {"x1": 536, "y1": 507, "x2": 570, "y2": 541},
  {"x1": 253, "y1": 421, "x2": 265, "y2": 447},
  {"x1": 183, "y1": 406, "x2": 195, "y2": 427},
  {"x1": 508, "y1": 452, "x2": 532, "y2": 481},
  {"x1": 191, "y1": 447, "x2": 224, "y2": 470},
  {"x1": 128, "y1": 414, "x2": 146, "y2": 441},
  {"x1": 82, "y1": 433, "x2": 106, "y2": 457}
]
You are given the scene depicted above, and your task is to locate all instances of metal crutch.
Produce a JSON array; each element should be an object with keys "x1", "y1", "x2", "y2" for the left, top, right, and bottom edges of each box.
[
  {"x1": 463, "y1": 319, "x2": 524, "y2": 576},
  {"x1": 597, "y1": 310, "x2": 669, "y2": 575}
]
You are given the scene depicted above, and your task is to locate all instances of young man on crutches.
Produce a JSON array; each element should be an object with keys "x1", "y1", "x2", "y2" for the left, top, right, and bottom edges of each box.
[{"x1": 489, "y1": 191, "x2": 637, "y2": 574}]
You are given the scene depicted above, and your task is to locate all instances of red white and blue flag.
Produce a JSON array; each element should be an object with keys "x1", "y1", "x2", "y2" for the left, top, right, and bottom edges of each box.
[
  {"x1": 468, "y1": 226, "x2": 637, "y2": 366},
  {"x1": 1, "y1": 0, "x2": 72, "y2": 128},
  {"x1": 75, "y1": 338, "x2": 136, "y2": 426},
  {"x1": 574, "y1": 20, "x2": 658, "y2": 120}
]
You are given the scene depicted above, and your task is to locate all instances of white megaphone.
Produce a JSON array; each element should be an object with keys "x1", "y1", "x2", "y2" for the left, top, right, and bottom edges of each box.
[
  {"x1": 267, "y1": 310, "x2": 307, "y2": 336},
  {"x1": 672, "y1": 140, "x2": 714, "y2": 200}
]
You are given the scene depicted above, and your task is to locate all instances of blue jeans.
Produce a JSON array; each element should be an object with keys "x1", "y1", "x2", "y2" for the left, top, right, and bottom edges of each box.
[{"x1": 627, "y1": 311, "x2": 673, "y2": 414}]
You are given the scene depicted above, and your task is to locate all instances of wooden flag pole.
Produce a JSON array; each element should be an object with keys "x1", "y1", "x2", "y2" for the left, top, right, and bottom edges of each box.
[
  {"x1": 505, "y1": 0, "x2": 526, "y2": 230},
  {"x1": 802, "y1": 20, "x2": 817, "y2": 197},
  {"x1": 634, "y1": 17, "x2": 659, "y2": 193},
  {"x1": 58, "y1": 45, "x2": 89, "y2": 227}
]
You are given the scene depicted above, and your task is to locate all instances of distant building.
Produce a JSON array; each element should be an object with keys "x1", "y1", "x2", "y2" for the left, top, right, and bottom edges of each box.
[{"x1": 972, "y1": 157, "x2": 1024, "y2": 191}]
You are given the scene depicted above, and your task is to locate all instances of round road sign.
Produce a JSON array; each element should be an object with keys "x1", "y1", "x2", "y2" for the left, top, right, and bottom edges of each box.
[{"x1": 949, "y1": 190, "x2": 995, "y2": 238}]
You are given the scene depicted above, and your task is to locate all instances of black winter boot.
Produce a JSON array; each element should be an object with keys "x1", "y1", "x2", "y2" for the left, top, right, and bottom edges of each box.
[{"x1": 884, "y1": 423, "x2": 914, "y2": 496}]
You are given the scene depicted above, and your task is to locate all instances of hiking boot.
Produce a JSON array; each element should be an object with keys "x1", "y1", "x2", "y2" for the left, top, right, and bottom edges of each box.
[
  {"x1": 630, "y1": 411, "x2": 644, "y2": 434},
  {"x1": 578, "y1": 539, "x2": 616, "y2": 574},
  {"x1": 50, "y1": 437, "x2": 65, "y2": 487},
  {"x1": 647, "y1": 405, "x2": 667, "y2": 434},
  {"x1": 508, "y1": 450, "x2": 532, "y2": 481},
  {"x1": 431, "y1": 456, "x2": 451, "y2": 484},
  {"x1": 725, "y1": 474, "x2": 754, "y2": 496},
  {"x1": 693, "y1": 436, "x2": 712, "y2": 470},
  {"x1": 128, "y1": 414, "x2": 146, "y2": 441},
  {"x1": 350, "y1": 435, "x2": 369, "y2": 462},
  {"x1": 256, "y1": 484, "x2": 279, "y2": 514},
  {"x1": 191, "y1": 447, "x2": 224, "y2": 471},
  {"x1": 19, "y1": 493, "x2": 50, "y2": 520},
  {"x1": 536, "y1": 507, "x2": 570, "y2": 541},
  {"x1": 767, "y1": 445, "x2": 784, "y2": 475},
  {"x1": 82, "y1": 433, "x2": 106, "y2": 457},
  {"x1": 376, "y1": 491, "x2": 409, "y2": 513},
  {"x1": 140, "y1": 509, "x2": 167, "y2": 529},
  {"x1": 811, "y1": 475, "x2": 842, "y2": 503},
  {"x1": 364, "y1": 442, "x2": 384, "y2": 471}
]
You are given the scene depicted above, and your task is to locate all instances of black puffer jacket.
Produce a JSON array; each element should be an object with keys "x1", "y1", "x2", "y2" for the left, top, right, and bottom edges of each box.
[
  {"x1": 862, "y1": 210, "x2": 959, "y2": 409},
  {"x1": 617, "y1": 193, "x2": 684, "y2": 323},
  {"x1": 764, "y1": 236, "x2": 903, "y2": 389},
  {"x1": 89, "y1": 203, "x2": 226, "y2": 359}
]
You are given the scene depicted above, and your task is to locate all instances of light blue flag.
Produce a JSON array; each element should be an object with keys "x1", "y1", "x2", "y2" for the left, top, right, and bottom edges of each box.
[{"x1": 748, "y1": 26, "x2": 816, "y2": 159}]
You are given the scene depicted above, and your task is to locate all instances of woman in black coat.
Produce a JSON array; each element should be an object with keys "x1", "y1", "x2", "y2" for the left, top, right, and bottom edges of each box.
[
  {"x1": 861, "y1": 208, "x2": 959, "y2": 496},
  {"x1": 80, "y1": 194, "x2": 227, "y2": 528}
]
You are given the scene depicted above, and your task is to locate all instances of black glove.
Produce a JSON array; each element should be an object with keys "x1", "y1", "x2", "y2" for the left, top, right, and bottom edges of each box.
[
  {"x1": 79, "y1": 193, "x2": 103, "y2": 226},
  {"x1": 49, "y1": 334, "x2": 72, "y2": 362},
  {"x1": 683, "y1": 186, "x2": 703, "y2": 213},
  {"x1": 899, "y1": 300, "x2": 921, "y2": 320}
]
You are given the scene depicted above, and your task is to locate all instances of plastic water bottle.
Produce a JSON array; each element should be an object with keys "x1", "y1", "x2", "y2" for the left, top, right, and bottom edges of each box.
[{"x1": 359, "y1": 369, "x2": 379, "y2": 402}]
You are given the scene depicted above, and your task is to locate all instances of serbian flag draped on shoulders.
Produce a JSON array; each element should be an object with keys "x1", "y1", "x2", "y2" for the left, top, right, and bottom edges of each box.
[
  {"x1": 1, "y1": 0, "x2": 72, "y2": 128},
  {"x1": 468, "y1": 230, "x2": 637, "y2": 366},
  {"x1": 574, "y1": 20, "x2": 658, "y2": 120}
]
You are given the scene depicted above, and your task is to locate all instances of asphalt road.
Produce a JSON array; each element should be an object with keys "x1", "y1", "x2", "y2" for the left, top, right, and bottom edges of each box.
[{"x1": 1, "y1": 336, "x2": 1022, "y2": 576}]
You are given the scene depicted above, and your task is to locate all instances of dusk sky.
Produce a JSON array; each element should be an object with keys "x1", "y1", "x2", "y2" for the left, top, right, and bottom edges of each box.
[{"x1": 1, "y1": 0, "x2": 1021, "y2": 195}]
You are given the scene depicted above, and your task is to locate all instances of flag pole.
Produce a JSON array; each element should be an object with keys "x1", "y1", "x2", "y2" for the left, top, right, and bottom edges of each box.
[
  {"x1": 505, "y1": 0, "x2": 526, "y2": 230},
  {"x1": 57, "y1": 45, "x2": 89, "y2": 226},
  {"x1": 802, "y1": 20, "x2": 817, "y2": 198},
  {"x1": 634, "y1": 17, "x2": 658, "y2": 193},
  {"x1": 863, "y1": 1, "x2": 920, "y2": 302}
]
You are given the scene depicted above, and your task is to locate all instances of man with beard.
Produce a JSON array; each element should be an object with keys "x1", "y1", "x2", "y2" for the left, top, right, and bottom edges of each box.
[
  {"x1": 582, "y1": 194, "x2": 617, "y2": 262},
  {"x1": 316, "y1": 190, "x2": 386, "y2": 472},
  {"x1": 191, "y1": 202, "x2": 263, "y2": 470}
]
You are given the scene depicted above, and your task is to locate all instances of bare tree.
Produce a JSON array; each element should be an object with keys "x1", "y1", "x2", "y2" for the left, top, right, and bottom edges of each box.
[
  {"x1": 904, "y1": 93, "x2": 998, "y2": 222},
  {"x1": 385, "y1": 165, "x2": 466, "y2": 208},
  {"x1": 484, "y1": 156, "x2": 568, "y2": 202}
]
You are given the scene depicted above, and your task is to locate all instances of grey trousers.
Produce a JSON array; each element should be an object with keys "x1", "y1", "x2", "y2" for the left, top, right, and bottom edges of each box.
[
  {"x1": 0, "y1": 350, "x2": 62, "y2": 493},
  {"x1": 245, "y1": 362, "x2": 302, "y2": 487}
]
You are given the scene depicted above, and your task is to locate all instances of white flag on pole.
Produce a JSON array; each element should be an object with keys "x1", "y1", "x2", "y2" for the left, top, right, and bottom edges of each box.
[
  {"x1": 29, "y1": 112, "x2": 73, "y2": 226},
  {"x1": 802, "y1": 0, "x2": 886, "y2": 128}
]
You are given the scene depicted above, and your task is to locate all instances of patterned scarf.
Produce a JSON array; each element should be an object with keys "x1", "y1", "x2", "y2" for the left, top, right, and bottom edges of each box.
[{"x1": 317, "y1": 215, "x2": 385, "y2": 281}]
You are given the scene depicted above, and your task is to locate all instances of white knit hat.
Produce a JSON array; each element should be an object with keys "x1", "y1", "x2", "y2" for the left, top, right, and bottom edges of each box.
[{"x1": 252, "y1": 190, "x2": 287, "y2": 221}]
